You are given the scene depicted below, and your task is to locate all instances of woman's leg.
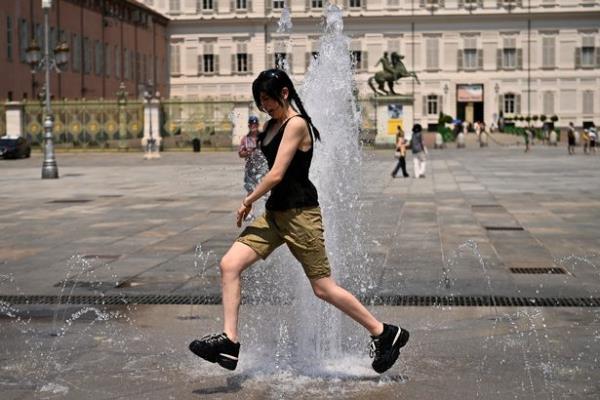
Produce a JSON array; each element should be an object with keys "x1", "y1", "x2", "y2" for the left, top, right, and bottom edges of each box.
[
  {"x1": 310, "y1": 277, "x2": 384, "y2": 337},
  {"x1": 220, "y1": 242, "x2": 262, "y2": 342}
]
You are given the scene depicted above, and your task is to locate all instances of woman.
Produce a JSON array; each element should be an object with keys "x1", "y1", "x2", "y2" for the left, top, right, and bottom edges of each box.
[
  {"x1": 189, "y1": 69, "x2": 409, "y2": 373},
  {"x1": 391, "y1": 126, "x2": 410, "y2": 178},
  {"x1": 238, "y1": 115, "x2": 268, "y2": 219}
]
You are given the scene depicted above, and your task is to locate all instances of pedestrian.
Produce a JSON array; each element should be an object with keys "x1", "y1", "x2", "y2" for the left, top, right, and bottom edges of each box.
[
  {"x1": 391, "y1": 126, "x2": 410, "y2": 178},
  {"x1": 567, "y1": 122, "x2": 576, "y2": 155},
  {"x1": 411, "y1": 123, "x2": 427, "y2": 178},
  {"x1": 238, "y1": 115, "x2": 268, "y2": 219},
  {"x1": 474, "y1": 121, "x2": 481, "y2": 140},
  {"x1": 582, "y1": 129, "x2": 590, "y2": 155},
  {"x1": 189, "y1": 68, "x2": 409, "y2": 373},
  {"x1": 524, "y1": 127, "x2": 532, "y2": 153},
  {"x1": 589, "y1": 127, "x2": 597, "y2": 155}
]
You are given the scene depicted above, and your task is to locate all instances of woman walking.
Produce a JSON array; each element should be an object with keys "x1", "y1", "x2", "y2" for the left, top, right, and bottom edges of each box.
[
  {"x1": 391, "y1": 126, "x2": 410, "y2": 178},
  {"x1": 189, "y1": 68, "x2": 409, "y2": 373}
]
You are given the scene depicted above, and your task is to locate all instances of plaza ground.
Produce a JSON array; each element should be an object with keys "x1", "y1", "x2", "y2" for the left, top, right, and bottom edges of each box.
[{"x1": 1, "y1": 145, "x2": 599, "y2": 399}]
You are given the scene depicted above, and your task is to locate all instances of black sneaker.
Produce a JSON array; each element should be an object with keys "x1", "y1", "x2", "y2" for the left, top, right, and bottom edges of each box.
[
  {"x1": 369, "y1": 323, "x2": 409, "y2": 373},
  {"x1": 189, "y1": 333, "x2": 240, "y2": 371}
]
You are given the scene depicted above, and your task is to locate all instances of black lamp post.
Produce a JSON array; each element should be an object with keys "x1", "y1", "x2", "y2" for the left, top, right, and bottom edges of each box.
[{"x1": 26, "y1": 0, "x2": 69, "y2": 179}]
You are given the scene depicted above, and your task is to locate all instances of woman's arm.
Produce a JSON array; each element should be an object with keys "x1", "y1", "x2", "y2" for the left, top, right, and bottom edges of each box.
[{"x1": 236, "y1": 117, "x2": 307, "y2": 226}]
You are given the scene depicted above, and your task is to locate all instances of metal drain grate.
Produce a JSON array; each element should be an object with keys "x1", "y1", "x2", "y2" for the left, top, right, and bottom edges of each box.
[
  {"x1": 48, "y1": 199, "x2": 93, "y2": 204},
  {"x1": 510, "y1": 267, "x2": 567, "y2": 274},
  {"x1": 0, "y1": 294, "x2": 598, "y2": 307},
  {"x1": 81, "y1": 255, "x2": 121, "y2": 260},
  {"x1": 485, "y1": 226, "x2": 524, "y2": 231}
]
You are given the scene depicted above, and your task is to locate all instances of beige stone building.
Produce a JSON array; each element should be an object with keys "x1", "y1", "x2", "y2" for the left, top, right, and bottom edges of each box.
[{"x1": 140, "y1": 0, "x2": 600, "y2": 129}]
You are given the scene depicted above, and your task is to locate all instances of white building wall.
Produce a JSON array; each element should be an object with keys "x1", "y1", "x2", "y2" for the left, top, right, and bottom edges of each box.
[{"x1": 140, "y1": 0, "x2": 600, "y2": 127}]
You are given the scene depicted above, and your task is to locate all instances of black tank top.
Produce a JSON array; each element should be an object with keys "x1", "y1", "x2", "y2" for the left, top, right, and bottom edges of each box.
[{"x1": 259, "y1": 115, "x2": 319, "y2": 211}]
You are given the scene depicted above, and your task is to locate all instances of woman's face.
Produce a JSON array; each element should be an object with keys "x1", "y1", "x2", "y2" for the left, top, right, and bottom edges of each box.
[{"x1": 259, "y1": 88, "x2": 288, "y2": 118}]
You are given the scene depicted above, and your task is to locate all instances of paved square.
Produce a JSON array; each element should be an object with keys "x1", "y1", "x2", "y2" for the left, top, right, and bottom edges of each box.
[{"x1": 1, "y1": 146, "x2": 599, "y2": 399}]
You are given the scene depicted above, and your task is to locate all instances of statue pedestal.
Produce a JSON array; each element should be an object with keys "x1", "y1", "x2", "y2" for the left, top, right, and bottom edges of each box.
[{"x1": 373, "y1": 95, "x2": 414, "y2": 147}]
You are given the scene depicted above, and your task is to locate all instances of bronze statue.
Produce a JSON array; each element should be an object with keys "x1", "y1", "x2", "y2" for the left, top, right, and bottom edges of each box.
[{"x1": 368, "y1": 52, "x2": 420, "y2": 96}]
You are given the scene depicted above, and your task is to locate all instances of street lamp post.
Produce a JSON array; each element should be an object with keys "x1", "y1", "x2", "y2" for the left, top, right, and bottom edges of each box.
[
  {"x1": 143, "y1": 80, "x2": 160, "y2": 159},
  {"x1": 26, "y1": 0, "x2": 69, "y2": 179}
]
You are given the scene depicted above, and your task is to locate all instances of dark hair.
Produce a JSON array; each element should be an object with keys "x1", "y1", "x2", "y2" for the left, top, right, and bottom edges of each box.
[{"x1": 252, "y1": 68, "x2": 321, "y2": 141}]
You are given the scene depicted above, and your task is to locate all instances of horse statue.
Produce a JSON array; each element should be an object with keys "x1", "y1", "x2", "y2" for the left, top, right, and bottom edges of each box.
[{"x1": 368, "y1": 52, "x2": 420, "y2": 96}]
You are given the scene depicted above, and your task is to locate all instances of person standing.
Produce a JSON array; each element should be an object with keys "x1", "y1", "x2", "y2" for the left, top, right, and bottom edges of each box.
[
  {"x1": 582, "y1": 129, "x2": 590, "y2": 155},
  {"x1": 411, "y1": 124, "x2": 427, "y2": 178},
  {"x1": 238, "y1": 115, "x2": 268, "y2": 194},
  {"x1": 391, "y1": 126, "x2": 410, "y2": 178},
  {"x1": 589, "y1": 127, "x2": 597, "y2": 155},
  {"x1": 567, "y1": 122, "x2": 576, "y2": 155},
  {"x1": 189, "y1": 68, "x2": 409, "y2": 374},
  {"x1": 238, "y1": 116, "x2": 268, "y2": 220}
]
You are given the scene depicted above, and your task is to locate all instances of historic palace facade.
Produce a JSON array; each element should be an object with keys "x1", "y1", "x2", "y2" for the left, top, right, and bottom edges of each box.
[
  {"x1": 140, "y1": 0, "x2": 599, "y2": 128},
  {"x1": 0, "y1": 0, "x2": 169, "y2": 101}
]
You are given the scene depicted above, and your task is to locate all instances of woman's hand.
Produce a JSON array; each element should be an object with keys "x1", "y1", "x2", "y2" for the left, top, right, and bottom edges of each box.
[{"x1": 236, "y1": 200, "x2": 252, "y2": 227}]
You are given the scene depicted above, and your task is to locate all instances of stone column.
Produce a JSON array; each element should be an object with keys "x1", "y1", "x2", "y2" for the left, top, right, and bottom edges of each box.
[
  {"x1": 5, "y1": 102, "x2": 24, "y2": 139},
  {"x1": 231, "y1": 102, "x2": 250, "y2": 147},
  {"x1": 143, "y1": 98, "x2": 161, "y2": 159}
]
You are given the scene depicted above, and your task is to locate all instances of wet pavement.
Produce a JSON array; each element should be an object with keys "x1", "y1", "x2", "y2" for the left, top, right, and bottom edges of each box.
[{"x1": 1, "y1": 146, "x2": 600, "y2": 399}]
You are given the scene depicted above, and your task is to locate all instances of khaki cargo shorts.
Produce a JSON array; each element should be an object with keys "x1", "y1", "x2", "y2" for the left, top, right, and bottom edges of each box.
[{"x1": 236, "y1": 206, "x2": 331, "y2": 280}]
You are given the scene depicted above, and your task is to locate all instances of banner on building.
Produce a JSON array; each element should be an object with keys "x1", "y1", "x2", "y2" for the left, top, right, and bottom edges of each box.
[{"x1": 457, "y1": 84, "x2": 483, "y2": 102}]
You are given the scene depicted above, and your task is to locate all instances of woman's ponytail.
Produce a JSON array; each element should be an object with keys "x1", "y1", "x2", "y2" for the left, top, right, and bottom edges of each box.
[{"x1": 291, "y1": 91, "x2": 321, "y2": 142}]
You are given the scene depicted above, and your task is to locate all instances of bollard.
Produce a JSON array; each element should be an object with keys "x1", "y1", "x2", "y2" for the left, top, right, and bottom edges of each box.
[
  {"x1": 549, "y1": 130, "x2": 557, "y2": 146},
  {"x1": 435, "y1": 132, "x2": 444, "y2": 149},
  {"x1": 457, "y1": 132, "x2": 466, "y2": 148}
]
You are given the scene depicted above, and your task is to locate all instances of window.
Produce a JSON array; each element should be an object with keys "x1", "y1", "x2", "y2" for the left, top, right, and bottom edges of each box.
[
  {"x1": 169, "y1": 0, "x2": 181, "y2": 12},
  {"x1": 502, "y1": 48, "x2": 516, "y2": 69},
  {"x1": 311, "y1": 0, "x2": 324, "y2": 8},
  {"x1": 273, "y1": 0, "x2": 285, "y2": 9},
  {"x1": 95, "y1": 40, "x2": 103, "y2": 76},
  {"x1": 198, "y1": 0, "x2": 213, "y2": 11},
  {"x1": 115, "y1": 46, "x2": 120, "y2": 79},
  {"x1": 72, "y1": 33, "x2": 81, "y2": 72},
  {"x1": 170, "y1": 44, "x2": 180, "y2": 76},
  {"x1": 387, "y1": 0, "x2": 400, "y2": 7},
  {"x1": 583, "y1": 91, "x2": 594, "y2": 115},
  {"x1": 236, "y1": 0, "x2": 248, "y2": 9},
  {"x1": 463, "y1": 37, "x2": 477, "y2": 70},
  {"x1": 236, "y1": 54, "x2": 248, "y2": 73},
  {"x1": 234, "y1": 43, "x2": 251, "y2": 73},
  {"x1": 426, "y1": 37, "x2": 439, "y2": 71},
  {"x1": 542, "y1": 36, "x2": 555, "y2": 69},
  {"x1": 349, "y1": 0, "x2": 362, "y2": 8},
  {"x1": 581, "y1": 36, "x2": 595, "y2": 67},
  {"x1": 203, "y1": 54, "x2": 215, "y2": 73},
  {"x1": 7, "y1": 16, "x2": 13, "y2": 61},
  {"x1": 105, "y1": 43, "x2": 110, "y2": 77},
  {"x1": 124, "y1": 48, "x2": 130, "y2": 79},
  {"x1": 19, "y1": 19, "x2": 28, "y2": 63},
  {"x1": 84, "y1": 37, "x2": 92, "y2": 74},
  {"x1": 542, "y1": 91, "x2": 554, "y2": 115},
  {"x1": 427, "y1": 95, "x2": 439, "y2": 115},
  {"x1": 504, "y1": 93, "x2": 516, "y2": 114},
  {"x1": 461, "y1": 0, "x2": 480, "y2": 9},
  {"x1": 351, "y1": 50, "x2": 368, "y2": 71},
  {"x1": 274, "y1": 52, "x2": 287, "y2": 68},
  {"x1": 135, "y1": 52, "x2": 141, "y2": 82}
]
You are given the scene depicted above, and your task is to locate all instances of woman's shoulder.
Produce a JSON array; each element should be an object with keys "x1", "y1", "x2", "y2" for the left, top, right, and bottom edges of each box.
[{"x1": 283, "y1": 115, "x2": 309, "y2": 133}]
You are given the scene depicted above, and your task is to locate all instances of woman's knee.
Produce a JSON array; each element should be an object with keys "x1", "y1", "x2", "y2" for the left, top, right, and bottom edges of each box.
[
  {"x1": 220, "y1": 254, "x2": 243, "y2": 278},
  {"x1": 311, "y1": 282, "x2": 332, "y2": 301}
]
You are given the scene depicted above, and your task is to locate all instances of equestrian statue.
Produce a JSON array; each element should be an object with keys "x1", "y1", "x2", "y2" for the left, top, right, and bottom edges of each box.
[{"x1": 368, "y1": 52, "x2": 420, "y2": 96}]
